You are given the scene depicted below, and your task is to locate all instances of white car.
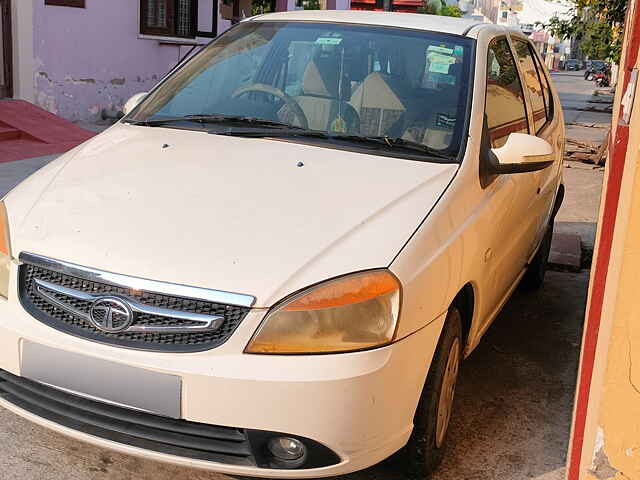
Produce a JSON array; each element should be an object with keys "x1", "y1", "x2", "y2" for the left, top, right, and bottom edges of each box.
[{"x1": 0, "y1": 11, "x2": 564, "y2": 478}]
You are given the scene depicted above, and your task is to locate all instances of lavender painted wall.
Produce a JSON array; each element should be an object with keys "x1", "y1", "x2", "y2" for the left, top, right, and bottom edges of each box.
[{"x1": 33, "y1": 0, "x2": 214, "y2": 120}]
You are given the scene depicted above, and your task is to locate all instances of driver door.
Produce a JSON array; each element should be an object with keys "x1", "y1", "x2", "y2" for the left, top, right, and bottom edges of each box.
[{"x1": 478, "y1": 36, "x2": 537, "y2": 328}]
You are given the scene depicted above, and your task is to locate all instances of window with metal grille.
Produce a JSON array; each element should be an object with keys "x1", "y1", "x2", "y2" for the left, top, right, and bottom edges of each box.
[{"x1": 140, "y1": 0, "x2": 197, "y2": 38}]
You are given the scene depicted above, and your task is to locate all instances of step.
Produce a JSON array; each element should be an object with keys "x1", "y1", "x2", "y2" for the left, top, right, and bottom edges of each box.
[
  {"x1": 0, "y1": 138, "x2": 81, "y2": 164},
  {"x1": 549, "y1": 232, "x2": 582, "y2": 271},
  {"x1": 0, "y1": 126, "x2": 20, "y2": 142}
]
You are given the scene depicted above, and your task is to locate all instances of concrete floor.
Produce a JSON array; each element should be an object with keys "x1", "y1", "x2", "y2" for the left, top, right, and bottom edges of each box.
[{"x1": 0, "y1": 71, "x2": 607, "y2": 480}]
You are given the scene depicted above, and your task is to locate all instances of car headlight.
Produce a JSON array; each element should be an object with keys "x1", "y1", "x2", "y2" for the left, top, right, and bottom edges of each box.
[
  {"x1": 245, "y1": 270, "x2": 401, "y2": 354},
  {"x1": 0, "y1": 201, "x2": 11, "y2": 300}
]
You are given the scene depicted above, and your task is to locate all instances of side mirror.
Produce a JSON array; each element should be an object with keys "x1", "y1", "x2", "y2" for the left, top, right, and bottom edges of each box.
[
  {"x1": 122, "y1": 92, "x2": 148, "y2": 116},
  {"x1": 489, "y1": 133, "x2": 554, "y2": 174}
]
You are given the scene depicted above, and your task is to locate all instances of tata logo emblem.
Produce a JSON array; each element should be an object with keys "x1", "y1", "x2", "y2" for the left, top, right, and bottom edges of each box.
[{"x1": 89, "y1": 297, "x2": 134, "y2": 333}]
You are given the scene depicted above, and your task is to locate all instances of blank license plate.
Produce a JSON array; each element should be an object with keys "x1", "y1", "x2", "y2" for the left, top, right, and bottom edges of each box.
[{"x1": 21, "y1": 341, "x2": 182, "y2": 418}]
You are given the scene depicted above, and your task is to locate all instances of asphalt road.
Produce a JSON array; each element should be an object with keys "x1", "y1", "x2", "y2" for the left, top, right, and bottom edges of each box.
[
  {"x1": 552, "y1": 70, "x2": 598, "y2": 112},
  {"x1": 0, "y1": 72, "x2": 607, "y2": 480},
  {"x1": 551, "y1": 70, "x2": 612, "y2": 130}
]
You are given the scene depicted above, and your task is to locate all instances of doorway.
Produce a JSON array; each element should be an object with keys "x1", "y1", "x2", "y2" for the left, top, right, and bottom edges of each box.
[{"x1": 0, "y1": 0, "x2": 12, "y2": 98}]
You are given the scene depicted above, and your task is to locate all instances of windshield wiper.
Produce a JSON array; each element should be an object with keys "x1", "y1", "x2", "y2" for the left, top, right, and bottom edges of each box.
[
  {"x1": 123, "y1": 114, "x2": 300, "y2": 129},
  {"x1": 332, "y1": 134, "x2": 454, "y2": 160},
  {"x1": 209, "y1": 128, "x2": 454, "y2": 160}
]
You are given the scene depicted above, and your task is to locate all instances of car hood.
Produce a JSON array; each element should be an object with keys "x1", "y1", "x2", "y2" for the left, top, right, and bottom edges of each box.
[{"x1": 8, "y1": 124, "x2": 457, "y2": 307}]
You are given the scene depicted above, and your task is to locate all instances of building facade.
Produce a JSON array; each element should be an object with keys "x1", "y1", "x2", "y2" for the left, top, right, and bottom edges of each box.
[
  {"x1": 2, "y1": 0, "x2": 349, "y2": 121},
  {"x1": 566, "y1": 0, "x2": 640, "y2": 477}
]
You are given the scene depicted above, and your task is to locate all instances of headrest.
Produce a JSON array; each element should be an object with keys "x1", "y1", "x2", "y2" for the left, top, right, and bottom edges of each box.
[
  {"x1": 302, "y1": 54, "x2": 340, "y2": 98},
  {"x1": 350, "y1": 72, "x2": 407, "y2": 111}
]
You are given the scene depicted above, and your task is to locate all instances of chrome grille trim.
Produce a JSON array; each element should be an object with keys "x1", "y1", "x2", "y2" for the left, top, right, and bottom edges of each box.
[
  {"x1": 18, "y1": 255, "x2": 252, "y2": 352},
  {"x1": 19, "y1": 252, "x2": 256, "y2": 308},
  {"x1": 33, "y1": 278, "x2": 225, "y2": 334}
]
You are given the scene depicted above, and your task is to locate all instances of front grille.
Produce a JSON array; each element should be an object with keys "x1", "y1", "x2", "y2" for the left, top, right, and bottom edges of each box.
[
  {"x1": 19, "y1": 262, "x2": 251, "y2": 353},
  {"x1": 0, "y1": 370, "x2": 341, "y2": 469}
]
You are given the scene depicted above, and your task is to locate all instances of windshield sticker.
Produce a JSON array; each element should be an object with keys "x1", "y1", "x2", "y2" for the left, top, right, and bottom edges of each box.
[
  {"x1": 427, "y1": 51, "x2": 457, "y2": 74},
  {"x1": 454, "y1": 45, "x2": 464, "y2": 55},
  {"x1": 316, "y1": 37, "x2": 342, "y2": 45},
  {"x1": 427, "y1": 45, "x2": 454, "y2": 55},
  {"x1": 432, "y1": 73, "x2": 457, "y2": 85},
  {"x1": 429, "y1": 62, "x2": 451, "y2": 74},
  {"x1": 435, "y1": 113, "x2": 456, "y2": 129}
]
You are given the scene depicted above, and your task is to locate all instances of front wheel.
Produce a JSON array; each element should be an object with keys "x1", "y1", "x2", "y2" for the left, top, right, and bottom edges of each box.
[{"x1": 402, "y1": 307, "x2": 462, "y2": 479}]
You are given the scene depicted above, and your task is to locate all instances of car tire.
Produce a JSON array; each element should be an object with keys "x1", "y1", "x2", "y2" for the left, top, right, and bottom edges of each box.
[
  {"x1": 522, "y1": 223, "x2": 554, "y2": 290},
  {"x1": 402, "y1": 306, "x2": 463, "y2": 479}
]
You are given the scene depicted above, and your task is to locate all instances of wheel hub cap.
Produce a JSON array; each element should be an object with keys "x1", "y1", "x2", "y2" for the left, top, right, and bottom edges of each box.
[{"x1": 436, "y1": 337, "x2": 460, "y2": 448}]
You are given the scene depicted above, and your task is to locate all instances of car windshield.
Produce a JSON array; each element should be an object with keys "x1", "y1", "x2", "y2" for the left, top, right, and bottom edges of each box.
[{"x1": 127, "y1": 21, "x2": 473, "y2": 160}]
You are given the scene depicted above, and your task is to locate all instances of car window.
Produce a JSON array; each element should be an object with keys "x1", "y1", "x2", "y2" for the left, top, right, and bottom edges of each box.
[
  {"x1": 485, "y1": 37, "x2": 528, "y2": 148},
  {"x1": 533, "y1": 50, "x2": 553, "y2": 126},
  {"x1": 128, "y1": 22, "x2": 474, "y2": 159},
  {"x1": 513, "y1": 39, "x2": 548, "y2": 133}
]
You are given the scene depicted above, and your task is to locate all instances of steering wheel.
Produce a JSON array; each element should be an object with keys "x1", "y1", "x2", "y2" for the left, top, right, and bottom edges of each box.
[{"x1": 232, "y1": 83, "x2": 309, "y2": 130}]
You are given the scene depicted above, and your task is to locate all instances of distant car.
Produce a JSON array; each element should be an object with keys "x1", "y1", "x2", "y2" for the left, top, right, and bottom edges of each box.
[
  {"x1": 565, "y1": 59, "x2": 580, "y2": 70},
  {"x1": 0, "y1": 11, "x2": 565, "y2": 479}
]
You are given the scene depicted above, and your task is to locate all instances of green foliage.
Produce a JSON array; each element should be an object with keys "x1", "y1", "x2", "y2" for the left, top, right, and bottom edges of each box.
[
  {"x1": 440, "y1": 4, "x2": 462, "y2": 16},
  {"x1": 545, "y1": 0, "x2": 627, "y2": 63},
  {"x1": 251, "y1": 0, "x2": 274, "y2": 16},
  {"x1": 418, "y1": 0, "x2": 462, "y2": 16}
]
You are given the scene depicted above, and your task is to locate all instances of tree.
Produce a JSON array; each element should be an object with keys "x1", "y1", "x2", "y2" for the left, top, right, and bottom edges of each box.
[
  {"x1": 440, "y1": 4, "x2": 462, "y2": 16},
  {"x1": 418, "y1": 0, "x2": 463, "y2": 16},
  {"x1": 545, "y1": 0, "x2": 627, "y2": 63}
]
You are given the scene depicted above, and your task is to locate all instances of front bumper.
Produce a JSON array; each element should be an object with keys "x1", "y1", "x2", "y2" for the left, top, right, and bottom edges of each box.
[{"x1": 0, "y1": 263, "x2": 445, "y2": 478}]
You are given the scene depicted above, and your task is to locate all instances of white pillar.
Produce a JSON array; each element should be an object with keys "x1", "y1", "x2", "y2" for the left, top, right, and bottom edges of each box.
[{"x1": 11, "y1": 0, "x2": 34, "y2": 102}]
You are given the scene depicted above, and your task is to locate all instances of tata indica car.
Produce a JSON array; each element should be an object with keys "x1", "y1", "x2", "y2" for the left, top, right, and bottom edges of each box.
[{"x1": 0, "y1": 11, "x2": 564, "y2": 479}]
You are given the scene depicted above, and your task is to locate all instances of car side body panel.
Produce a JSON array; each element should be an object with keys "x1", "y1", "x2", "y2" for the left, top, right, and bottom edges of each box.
[{"x1": 391, "y1": 26, "x2": 564, "y2": 356}]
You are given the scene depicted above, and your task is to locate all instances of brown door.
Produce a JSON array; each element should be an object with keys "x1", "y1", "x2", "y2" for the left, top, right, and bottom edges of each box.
[{"x1": 0, "y1": 0, "x2": 12, "y2": 98}]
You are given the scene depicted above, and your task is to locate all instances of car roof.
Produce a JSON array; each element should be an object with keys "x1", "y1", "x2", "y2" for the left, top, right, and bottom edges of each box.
[{"x1": 246, "y1": 10, "x2": 484, "y2": 36}]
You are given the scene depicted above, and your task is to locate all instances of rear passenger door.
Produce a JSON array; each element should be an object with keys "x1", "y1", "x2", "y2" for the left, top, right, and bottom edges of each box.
[{"x1": 510, "y1": 38, "x2": 562, "y2": 257}]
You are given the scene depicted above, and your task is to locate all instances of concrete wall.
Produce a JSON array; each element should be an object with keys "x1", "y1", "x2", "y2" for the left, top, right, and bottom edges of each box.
[
  {"x1": 567, "y1": 0, "x2": 640, "y2": 478},
  {"x1": 32, "y1": 0, "x2": 214, "y2": 120},
  {"x1": 25, "y1": 0, "x2": 349, "y2": 121}
]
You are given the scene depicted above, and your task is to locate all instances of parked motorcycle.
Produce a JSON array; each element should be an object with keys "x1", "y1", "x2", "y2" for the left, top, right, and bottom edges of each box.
[
  {"x1": 585, "y1": 60, "x2": 608, "y2": 81},
  {"x1": 595, "y1": 70, "x2": 611, "y2": 87}
]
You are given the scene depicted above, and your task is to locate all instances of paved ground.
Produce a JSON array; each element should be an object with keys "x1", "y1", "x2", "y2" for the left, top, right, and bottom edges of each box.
[
  {"x1": 552, "y1": 71, "x2": 611, "y2": 148},
  {"x1": 0, "y1": 72, "x2": 609, "y2": 480},
  {"x1": 551, "y1": 71, "x2": 608, "y2": 250}
]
